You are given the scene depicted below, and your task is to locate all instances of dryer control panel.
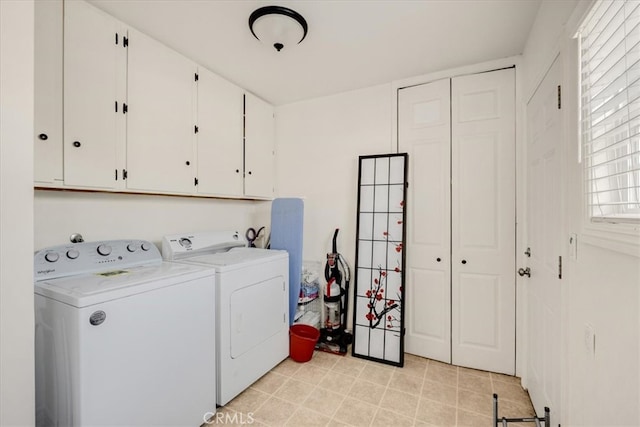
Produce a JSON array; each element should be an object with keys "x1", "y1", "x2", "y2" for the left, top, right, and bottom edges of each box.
[
  {"x1": 34, "y1": 239, "x2": 161, "y2": 281},
  {"x1": 162, "y1": 230, "x2": 245, "y2": 260}
]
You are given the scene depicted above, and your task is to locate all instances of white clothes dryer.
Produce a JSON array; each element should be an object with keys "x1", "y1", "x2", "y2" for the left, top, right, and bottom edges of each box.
[
  {"x1": 162, "y1": 231, "x2": 289, "y2": 406},
  {"x1": 34, "y1": 239, "x2": 216, "y2": 427}
]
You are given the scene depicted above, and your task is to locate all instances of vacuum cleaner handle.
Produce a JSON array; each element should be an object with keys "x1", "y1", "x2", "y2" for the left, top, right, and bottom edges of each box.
[{"x1": 325, "y1": 228, "x2": 341, "y2": 283}]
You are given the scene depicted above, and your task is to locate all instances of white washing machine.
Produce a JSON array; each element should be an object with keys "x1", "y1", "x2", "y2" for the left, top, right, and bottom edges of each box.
[
  {"x1": 34, "y1": 239, "x2": 216, "y2": 427},
  {"x1": 162, "y1": 231, "x2": 289, "y2": 406}
]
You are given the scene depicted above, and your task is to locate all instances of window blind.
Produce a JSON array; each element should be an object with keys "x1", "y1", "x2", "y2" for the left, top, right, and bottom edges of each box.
[{"x1": 580, "y1": 0, "x2": 640, "y2": 222}]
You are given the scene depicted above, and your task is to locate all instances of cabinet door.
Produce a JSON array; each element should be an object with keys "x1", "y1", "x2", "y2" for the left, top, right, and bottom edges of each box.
[
  {"x1": 196, "y1": 68, "x2": 244, "y2": 196},
  {"x1": 64, "y1": 0, "x2": 126, "y2": 189},
  {"x1": 244, "y1": 93, "x2": 275, "y2": 198},
  {"x1": 127, "y1": 29, "x2": 196, "y2": 194},
  {"x1": 34, "y1": 0, "x2": 63, "y2": 185},
  {"x1": 398, "y1": 78, "x2": 452, "y2": 364}
]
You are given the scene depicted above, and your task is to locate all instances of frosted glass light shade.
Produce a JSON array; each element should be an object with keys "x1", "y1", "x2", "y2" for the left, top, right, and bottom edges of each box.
[{"x1": 249, "y1": 6, "x2": 308, "y2": 52}]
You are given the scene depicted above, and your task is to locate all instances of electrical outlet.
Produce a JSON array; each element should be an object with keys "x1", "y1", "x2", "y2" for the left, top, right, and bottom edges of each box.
[{"x1": 584, "y1": 323, "x2": 595, "y2": 356}]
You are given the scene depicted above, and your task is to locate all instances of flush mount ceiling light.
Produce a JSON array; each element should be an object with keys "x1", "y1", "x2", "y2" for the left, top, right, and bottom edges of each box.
[{"x1": 248, "y1": 5, "x2": 308, "y2": 52}]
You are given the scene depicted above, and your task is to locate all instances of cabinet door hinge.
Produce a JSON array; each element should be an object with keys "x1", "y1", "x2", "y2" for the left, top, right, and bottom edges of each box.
[
  {"x1": 194, "y1": 73, "x2": 199, "y2": 82},
  {"x1": 123, "y1": 36, "x2": 129, "y2": 47},
  {"x1": 194, "y1": 125, "x2": 199, "y2": 134},
  {"x1": 123, "y1": 169, "x2": 128, "y2": 180},
  {"x1": 557, "y1": 85, "x2": 562, "y2": 109},
  {"x1": 558, "y1": 255, "x2": 563, "y2": 279},
  {"x1": 194, "y1": 177, "x2": 199, "y2": 186},
  {"x1": 122, "y1": 103, "x2": 128, "y2": 114}
]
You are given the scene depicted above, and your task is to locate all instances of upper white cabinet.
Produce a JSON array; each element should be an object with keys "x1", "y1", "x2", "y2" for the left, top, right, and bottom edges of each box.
[
  {"x1": 34, "y1": 0, "x2": 276, "y2": 199},
  {"x1": 34, "y1": 0, "x2": 63, "y2": 185},
  {"x1": 126, "y1": 28, "x2": 197, "y2": 195},
  {"x1": 244, "y1": 93, "x2": 275, "y2": 199},
  {"x1": 195, "y1": 67, "x2": 244, "y2": 197},
  {"x1": 63, "y1": 0, "x2": 127, "y2": 189}
]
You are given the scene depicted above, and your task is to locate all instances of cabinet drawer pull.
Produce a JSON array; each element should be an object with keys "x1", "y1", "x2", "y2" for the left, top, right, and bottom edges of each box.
[
  {"x1": 185, "y1": 161, "x2": 190, "y2": 166},
  {"x1": 461, "y1": 259, "x2": 467, "y2": 264},
  {"x1": 436, "y1": 257, "x2": 441, "y2": 262},
  {"x1": 38, "y1": 133, "x2": 48, "y2": 141},
  {"x1": 73, "y1": 141, "x2": 81, "y2": 148}
]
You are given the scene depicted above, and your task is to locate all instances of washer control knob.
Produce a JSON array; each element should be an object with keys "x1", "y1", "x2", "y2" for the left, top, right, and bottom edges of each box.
[
  {"x1": 140, "y1": 242, "x2": 151, "y2": 251},
  {"x1": 44, "y1": 252, "x2": 59, "y2": 263},
  {"x1": 179, "y1": 238, "x2": 192, "y2": 248},
  {"x1": 66, "y1": 249, "x2": 80, "y2": 260},
  {"x1": 127, "y1": 243, "x2": 137, "y2": 253},
  {"x1": 97, "y1": 244, "x2": 112, "y2": 256}
]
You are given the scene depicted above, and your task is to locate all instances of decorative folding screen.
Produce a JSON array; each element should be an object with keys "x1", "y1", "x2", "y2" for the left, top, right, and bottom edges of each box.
[{"x1": 352, "y1": 153, "x2": 407, "y2": 366}]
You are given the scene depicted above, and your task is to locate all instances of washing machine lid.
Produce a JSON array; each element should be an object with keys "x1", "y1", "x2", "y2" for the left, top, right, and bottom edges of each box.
[
  {"x1": 34, "y1": 262, "x2": 215, "y2": 308},
  {"x1": 184, "y1": 247, "x2": 288, "y2": 272}
]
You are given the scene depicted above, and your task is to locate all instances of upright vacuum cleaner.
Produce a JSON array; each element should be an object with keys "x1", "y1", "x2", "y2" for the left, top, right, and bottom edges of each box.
[{"x1": 317, "y1": 229, "x2": 353, "y2": 354}]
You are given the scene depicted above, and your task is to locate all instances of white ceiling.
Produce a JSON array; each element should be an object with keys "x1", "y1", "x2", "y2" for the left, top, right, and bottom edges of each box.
[{"x1": 89, "y1": 0, "x2": 541, "y2": 106}]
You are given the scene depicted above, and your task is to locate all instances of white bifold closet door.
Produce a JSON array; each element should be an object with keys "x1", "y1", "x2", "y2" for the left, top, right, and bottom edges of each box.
[{"x1": 399, "y1": 68, "x2": 516, "y2": 375}]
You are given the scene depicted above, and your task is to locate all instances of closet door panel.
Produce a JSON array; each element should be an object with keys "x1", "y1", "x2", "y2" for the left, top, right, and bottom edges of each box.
[
  {"x1": 409, "y1": 268, "x2": 449, "y2": 353},
  {"x1": 398, "y1": 78, "x2": 451, "y2": 363},
  {"x1": 451, "y1": 68, "x2": 516, "y2": 375},
  {"x1": 457, "y1": 133, "x2": 500, "y2": 250}
]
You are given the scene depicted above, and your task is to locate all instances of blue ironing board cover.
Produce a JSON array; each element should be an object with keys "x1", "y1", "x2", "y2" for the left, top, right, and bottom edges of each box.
[{"x1": 270, "y1": 198, "x2": 304, "y2": 326}]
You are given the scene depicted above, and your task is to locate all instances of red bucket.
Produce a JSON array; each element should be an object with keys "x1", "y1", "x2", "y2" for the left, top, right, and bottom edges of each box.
[{"x1": 289, "y1": 324, "x2": 320, "y2": 363}]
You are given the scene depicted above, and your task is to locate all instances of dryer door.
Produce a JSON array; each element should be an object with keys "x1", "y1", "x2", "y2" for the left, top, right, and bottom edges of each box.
[{"x1": 230, "y1": 276, "x2": 287, "y2": 358}]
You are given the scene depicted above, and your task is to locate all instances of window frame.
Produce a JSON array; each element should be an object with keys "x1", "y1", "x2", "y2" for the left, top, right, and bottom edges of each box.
[
  {"x1": 575, "y1": 0, "x2": 640, "y2": 255},
  {"x1": 578, "y1": 0, "x2": 640, "y2": 224}
]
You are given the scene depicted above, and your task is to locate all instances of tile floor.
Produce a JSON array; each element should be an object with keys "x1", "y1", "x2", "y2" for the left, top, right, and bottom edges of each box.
[{"x1": 210, "y1": 350, "x2": 536, "y2": 426}]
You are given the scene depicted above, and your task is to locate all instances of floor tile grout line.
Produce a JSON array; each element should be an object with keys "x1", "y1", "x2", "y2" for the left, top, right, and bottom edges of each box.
[
  {"x1": 227, "y1": 354, "x2": 533, "y2": 426},
  {"x1": 415, "y1": 359, "x2": 429, "y2": 425},
  {"x1": 454, "y1": 366, "x2": 459, "y2": 427}
]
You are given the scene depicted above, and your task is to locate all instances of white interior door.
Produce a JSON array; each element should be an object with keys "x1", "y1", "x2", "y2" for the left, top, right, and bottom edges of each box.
[
  {"x1": 398, "y1": 78, "x2": 452, "y2": 364},
  {"x1": 525, "y1": 56, "x2": 563, "y2": 419},
  {"x1": 451, "y1": 68, "x2": 516, "y2": 374},
  {"x1": 399, "y1": 69, "x2": 516, "y2": 374}
]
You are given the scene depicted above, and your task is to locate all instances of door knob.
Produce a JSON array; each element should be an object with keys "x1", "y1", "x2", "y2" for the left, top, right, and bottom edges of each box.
[{"x1": 518, "y1": 267, "x2": 531, "y2": 277}]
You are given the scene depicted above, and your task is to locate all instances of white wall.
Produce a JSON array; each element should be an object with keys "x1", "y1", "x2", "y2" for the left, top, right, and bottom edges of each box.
[
  {"x1": 275, "y1": 84, "x2": 393, "y2": 326},
  {"x1": 521, "y1": 0, "x2": 580, "y2": 100},
  {"x1": 522, "y1": 0, "x2": 640, "y2": 425},
  {"x1": 0, "y1": 1, "x2": 36, "y2": 425},
  {"x1": 275, "y1": 84, "x2": 393, "y2": 264},
  {"x1": 34, "y1": 191, "x2": 270, "y2": 250}
]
